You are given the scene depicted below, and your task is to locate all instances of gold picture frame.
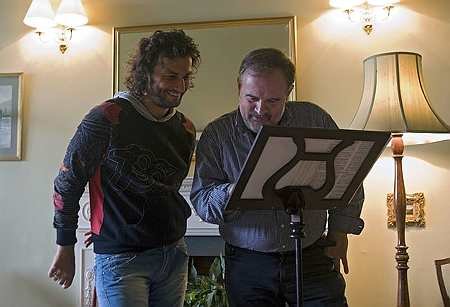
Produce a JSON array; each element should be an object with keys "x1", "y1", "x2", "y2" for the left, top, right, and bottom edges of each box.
[
  {"x1": 0, "y1": 73, "x2": 23, "y2": 160},
  {"x1": 387, "y1": 192, "x2": 425, "y2": 228}
]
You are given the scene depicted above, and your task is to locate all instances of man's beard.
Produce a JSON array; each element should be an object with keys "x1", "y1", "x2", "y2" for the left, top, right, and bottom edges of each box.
[
  {"x1": 147, "y1": 83, "x2": 183, "y2": 109},
  {"x1": 242, "y1": 115, "x2": 263, "y2": 133}
]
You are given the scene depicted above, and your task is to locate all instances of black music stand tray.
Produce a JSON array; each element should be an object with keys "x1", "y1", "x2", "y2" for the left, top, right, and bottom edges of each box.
[{"x1": 225, "y1": 125, "x2": 390, "y2": 307}]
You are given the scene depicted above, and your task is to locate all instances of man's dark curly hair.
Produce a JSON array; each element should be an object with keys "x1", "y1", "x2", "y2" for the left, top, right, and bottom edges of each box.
[
  {"x1": 238, "y1": 48, "x2": 295, "y2": 91},
  {"x1": 125, "y1": 29, "x2": 201, "y2": 99}
]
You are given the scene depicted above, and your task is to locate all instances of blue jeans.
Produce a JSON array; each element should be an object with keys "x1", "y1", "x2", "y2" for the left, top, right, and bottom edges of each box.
[
  {"x1": 225, "y1": 239, "x2": 347, "y2": 307},
  {"x1": 94, "y1": 238, "x2": 188, "y2": 307}
]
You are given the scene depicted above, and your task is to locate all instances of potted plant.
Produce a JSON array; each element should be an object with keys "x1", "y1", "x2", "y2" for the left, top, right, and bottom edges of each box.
[{"x1": 184, "y1": 255, "x2": 228, "y2": 307}]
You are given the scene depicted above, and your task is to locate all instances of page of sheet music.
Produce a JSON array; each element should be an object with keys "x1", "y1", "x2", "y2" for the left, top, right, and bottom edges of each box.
[
  {"x1": 242, "y1": 137, "x2": 374, "y2": 200},
  {"x1": 324, "y1": 140, "x2": 374, "y2": 199}
]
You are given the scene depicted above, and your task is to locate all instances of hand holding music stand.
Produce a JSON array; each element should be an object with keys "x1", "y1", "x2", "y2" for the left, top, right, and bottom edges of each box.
[{"x1": 226, "y1": 125, "x2": 391, "y2": 307}]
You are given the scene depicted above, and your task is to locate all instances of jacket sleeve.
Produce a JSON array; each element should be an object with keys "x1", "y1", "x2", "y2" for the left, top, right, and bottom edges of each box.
[
  {"x1": 328, "y1": 187, "x2": 365, "y2": 235},
  {"x1": 53, "y1": 103, "x2": 115, "y2": 245},
  {"x1": 321, "y1": 110, "x2": 365, "y2": 235},
  {"x1": 190, "y1": 126, "x2": 233, "y2": 225}
]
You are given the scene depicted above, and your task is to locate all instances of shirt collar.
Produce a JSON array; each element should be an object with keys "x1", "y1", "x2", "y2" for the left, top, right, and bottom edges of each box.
[{"x1": 114, "y1": 91, "x2": 176, "y2": 122}]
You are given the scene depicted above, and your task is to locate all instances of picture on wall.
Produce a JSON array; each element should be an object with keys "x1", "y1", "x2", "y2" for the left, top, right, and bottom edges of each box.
[{"x1": 0, "y1": 73, "x2": 23, "y2": 160}]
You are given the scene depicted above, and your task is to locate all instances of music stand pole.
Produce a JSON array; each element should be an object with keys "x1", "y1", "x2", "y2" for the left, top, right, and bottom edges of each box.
[{"x1": 280, "y1": 188, "x2": 306, "y2": 307}]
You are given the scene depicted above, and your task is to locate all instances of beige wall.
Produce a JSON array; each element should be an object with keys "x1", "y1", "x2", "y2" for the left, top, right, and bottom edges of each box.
[{"x1": 0, "y1": 1, "x2": 449, "y2": 306}]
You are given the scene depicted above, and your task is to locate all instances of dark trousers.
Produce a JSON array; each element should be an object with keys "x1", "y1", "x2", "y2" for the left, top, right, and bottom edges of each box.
[{"x1": 225, "y1": 240, "x2": 347, "y2": 307}]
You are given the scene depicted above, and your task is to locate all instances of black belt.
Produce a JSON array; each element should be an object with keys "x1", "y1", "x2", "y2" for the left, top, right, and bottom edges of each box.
[{"x1": 226, "y1": 236, "x2": 336, "y2": 258}]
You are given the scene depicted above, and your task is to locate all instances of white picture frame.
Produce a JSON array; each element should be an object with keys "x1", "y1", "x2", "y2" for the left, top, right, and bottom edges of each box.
[{"x1": 0, "y1": 72, "x2": 23, "y2": 160}]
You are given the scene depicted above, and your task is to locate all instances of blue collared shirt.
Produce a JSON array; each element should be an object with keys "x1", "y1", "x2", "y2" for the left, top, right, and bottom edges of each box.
[{"x1": 190, "y1": 101, "x2": 364, "y2": 252}]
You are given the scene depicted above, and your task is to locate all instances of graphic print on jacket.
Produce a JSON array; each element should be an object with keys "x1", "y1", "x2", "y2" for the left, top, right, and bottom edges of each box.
[{"x1": 105, "y1": 144, "x2": 178, "y2": 194}]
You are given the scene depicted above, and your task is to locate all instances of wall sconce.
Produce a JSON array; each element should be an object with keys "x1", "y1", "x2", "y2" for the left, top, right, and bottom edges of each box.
[
  {"x1": 350, "y1": 52, "x2": 450, "y2": 307},
  {"x1": 23, "y1": 0, "x2": 88, "y2": 54},
  {"x1": 329, "y1": 0, "x2": 399, "y2": 35}
]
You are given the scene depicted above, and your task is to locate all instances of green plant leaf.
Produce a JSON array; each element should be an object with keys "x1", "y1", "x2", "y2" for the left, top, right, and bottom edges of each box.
[
  {"x1": 188, "y1": 257, "x2": 198, "y2": 282},
  {"x1": 185, "y1": 256, "x2": 229, "y2": 307}
]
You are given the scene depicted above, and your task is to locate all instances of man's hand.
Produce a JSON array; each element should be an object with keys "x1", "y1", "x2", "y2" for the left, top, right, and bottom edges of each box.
[
  {"x1": 48, "y1": 245, "x2": 75, "y2": 289},
  {"x1": 224, "y1": 183, "x2": 241, "y2": 223},
  {"x1": 325, "y1": 232, "x2": 349, "y2": 274},
  {"x1": 84, "y1": 231, "x2": 94, "y2": 248}
]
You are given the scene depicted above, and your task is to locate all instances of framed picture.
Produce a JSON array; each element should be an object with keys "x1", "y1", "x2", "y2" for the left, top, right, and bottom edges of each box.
[
  {"x1": 387, "y1": 192, "x2": 425, "y2": 227},
  {"x1": 0, "y1": 73, "x2": 23, "y2": 160}
]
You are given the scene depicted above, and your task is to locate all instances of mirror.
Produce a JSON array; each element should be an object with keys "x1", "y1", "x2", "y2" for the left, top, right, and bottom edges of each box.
[{"x1": 113, "y1": 17, "x2": 297, "y2": 131}]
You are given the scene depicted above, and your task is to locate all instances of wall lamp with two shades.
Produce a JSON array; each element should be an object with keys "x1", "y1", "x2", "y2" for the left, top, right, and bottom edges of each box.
[
  {"x1": 23, "y1": 0, "x2": 88, "y2": 54},
  {"x1": 329, "y1": 0, "x2": 399, "y2": 35}
]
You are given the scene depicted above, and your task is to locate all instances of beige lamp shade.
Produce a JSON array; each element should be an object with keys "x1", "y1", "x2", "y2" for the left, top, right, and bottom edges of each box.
[
  {"x1": 55, "y1": 0, "x2": 88, "y2": 28},
  {"x1": 350, "y1": 52, "x2": 450, "y2": 145},
  {"x1": 23, "y1": 0, "x2": 56, "y2": 29}
]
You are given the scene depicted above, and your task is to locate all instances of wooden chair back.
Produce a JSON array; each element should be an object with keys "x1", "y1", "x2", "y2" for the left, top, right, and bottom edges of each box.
[{"x1": 435, "y1": 258, "x2": 450, "y2": 307}]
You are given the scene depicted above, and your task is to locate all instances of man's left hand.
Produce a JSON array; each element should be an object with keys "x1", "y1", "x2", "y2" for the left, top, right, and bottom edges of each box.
[{"x1": 325, "y1": 231, "x2": 349, "y2": 274}]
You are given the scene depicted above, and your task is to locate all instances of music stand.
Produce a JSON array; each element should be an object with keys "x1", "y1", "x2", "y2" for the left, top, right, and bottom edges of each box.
[{"x1": 226, "y1": 125, "x2": 391, "y2": 307}]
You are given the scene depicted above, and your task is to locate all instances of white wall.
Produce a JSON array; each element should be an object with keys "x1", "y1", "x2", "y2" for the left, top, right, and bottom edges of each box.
[{"x1": 0, "y1": 1, "x2": 449, "y2": 306}]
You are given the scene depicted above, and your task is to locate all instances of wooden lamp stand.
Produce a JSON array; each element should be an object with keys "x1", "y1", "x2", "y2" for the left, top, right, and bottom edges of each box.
[{"x1": 391, "y1": 133, "x2": 410, "y2": 307}]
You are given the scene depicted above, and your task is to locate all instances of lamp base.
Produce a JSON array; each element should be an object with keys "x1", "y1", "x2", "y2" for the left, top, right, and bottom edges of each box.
[{"x1": 391, "y1": 133, "x2": 410, "y2": 307}]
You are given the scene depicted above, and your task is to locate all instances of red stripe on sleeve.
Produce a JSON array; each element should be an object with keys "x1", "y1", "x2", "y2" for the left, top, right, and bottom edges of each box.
[
  {"x1": 100, "y1": 102, "x2": 121, "y2": 124},
  {"x1": 53, "y1": 192, "x2": 64, "y2": 210},
  {"x1": 89, "y1": 167, "x2": 105, "y2": 235}
]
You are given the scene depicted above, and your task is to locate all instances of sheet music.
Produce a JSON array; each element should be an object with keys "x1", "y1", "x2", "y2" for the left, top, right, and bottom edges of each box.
[
  {"x1": 266, "y1": 138, "x2": 374, "y2": 199},
  {"x1": 325, "y1": 140, "x2": 374, "y2": 199},
  {"x1": 275, "y1": 138, "x2": 341, "y2": 190},
  {"x1": 275, "y1": 160, "x2": 326, "y2": 190},
  {"x1": 227, "y1": 126, "x2": 390, "y2": 211}
]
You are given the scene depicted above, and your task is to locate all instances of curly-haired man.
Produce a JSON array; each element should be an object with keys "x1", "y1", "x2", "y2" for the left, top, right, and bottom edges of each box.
[{"x1": 48, "y1": 30, "x2": 201, "y2": 307}]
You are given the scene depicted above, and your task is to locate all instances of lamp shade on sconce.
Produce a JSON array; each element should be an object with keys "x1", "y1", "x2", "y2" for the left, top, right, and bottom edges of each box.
[
  {"x1": 23, "y1": 0, "x2": 89, "y2": 54},
  {"x1": 23, "y1": 0, "x2": 56, "y2": 29},
  {"x1": 55, "y1": 0, "x2": 88, "y2": 28},
  {"x1": 350, "y1": 52, "x2": 450, "y2": 145}
]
